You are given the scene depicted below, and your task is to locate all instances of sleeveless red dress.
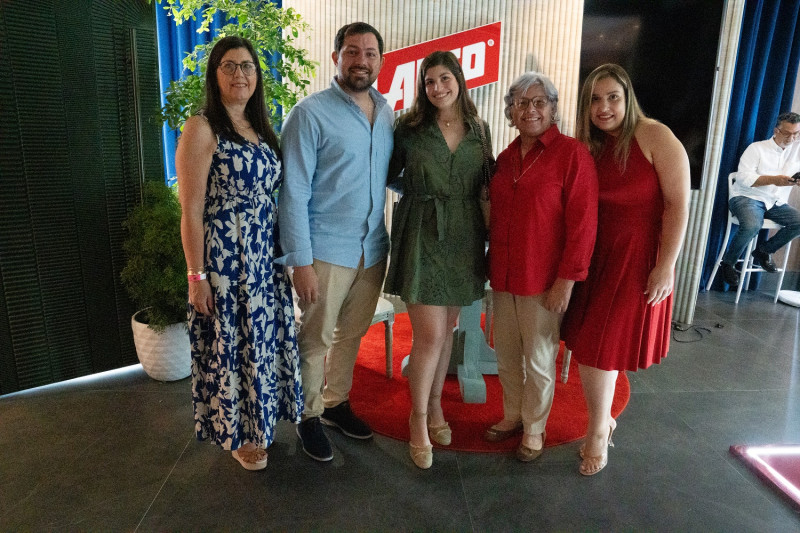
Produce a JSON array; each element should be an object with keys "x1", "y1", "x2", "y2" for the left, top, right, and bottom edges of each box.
[{"x1": 561, "y1": 136, "x2": 671, "y2": 371}]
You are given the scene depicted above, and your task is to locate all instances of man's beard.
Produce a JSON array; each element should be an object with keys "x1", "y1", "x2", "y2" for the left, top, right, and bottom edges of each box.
[{"x1": 340, "y1": 67, "x2": 375, "y2": 92}]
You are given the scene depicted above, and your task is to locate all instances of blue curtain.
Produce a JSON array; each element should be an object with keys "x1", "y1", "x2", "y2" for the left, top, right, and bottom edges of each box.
[
  {"x1": 702, "y1": 0, "x2": 800, "y2": 291},
  {"x1": 155, "y1": 5, "x2": 228, "y2": 184}
]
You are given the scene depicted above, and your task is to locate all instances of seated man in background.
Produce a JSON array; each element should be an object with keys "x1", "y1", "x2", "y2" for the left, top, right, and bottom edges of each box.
[{"x1": 720, "y1": 111, "x2": 800, "y2": 286}]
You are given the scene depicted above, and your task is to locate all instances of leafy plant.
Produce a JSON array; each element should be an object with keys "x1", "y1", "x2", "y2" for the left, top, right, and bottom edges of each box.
[
  {"x1": 121, "y1": 180, "x2": 188, "y2": 331},
  {"x1": 155, "y1": 0, "x2": 317, "y2": 130}
]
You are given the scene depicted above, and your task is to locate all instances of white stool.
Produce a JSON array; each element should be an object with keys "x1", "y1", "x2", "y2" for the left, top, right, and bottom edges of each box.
[
  {"x1": 293, "y1": 295, "x2": 395, "y2": 378},
  {"x1": 371, "y1": 297, "x2": 395, "y2": 378},
  {"x1": 561, "y1": 348, "x2": 572, "y2": 384},
  {"x1": 733, "y1": 224, "x2": 791, "y2": 303},
  {"x1": 706, "y1": 173, "x2": 791, "y2": 303}
]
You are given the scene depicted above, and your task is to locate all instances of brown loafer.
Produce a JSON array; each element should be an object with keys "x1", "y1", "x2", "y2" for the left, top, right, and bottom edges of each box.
[
  {"x1": 516, "y1": 443, "x2": 544, "y2": 462},
  {"x1": 483, "y1": 422, "x2": 524, "y2": 442},
  {"x1": 516, "y1": 431, "x2": 546, "y2": 462}
]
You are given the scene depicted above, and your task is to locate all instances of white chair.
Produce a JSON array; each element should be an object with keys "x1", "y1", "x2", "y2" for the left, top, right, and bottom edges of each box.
[
  {"x1": 561, "y1": 349, "x2": 572, "y2": 384},
  {"x1": 371, "y1": 296, "x2": 395, "y2": 378},
  {"x1": 293, "y1": 294, "x2": 395, "y2": 378},
  {"x1": 706, "y1": 173, "x2": 791, "y2": 303}
]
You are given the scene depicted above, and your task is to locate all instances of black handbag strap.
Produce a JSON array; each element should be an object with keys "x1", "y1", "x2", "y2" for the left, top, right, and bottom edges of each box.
[{"x1": 473, "y1": 119, "x2": 494, "y2": 186}]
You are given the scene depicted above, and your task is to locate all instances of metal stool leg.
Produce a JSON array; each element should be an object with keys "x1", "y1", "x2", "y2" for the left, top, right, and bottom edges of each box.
[
  {"x1": 707, "y1": 218, "x2": 734, "y2": 291},
  {"x1": 774, "y1": 241, "x2": 791, "y2": 303},
  {"x1": 561, "y1": 348, "x2": 571, "y2": 383},
  {"x1": 384, "y1": 316, "x2": 394, "y2": 378},
  {"x1": 736, "y1": 236, "x2": 757, "y2": 303}
]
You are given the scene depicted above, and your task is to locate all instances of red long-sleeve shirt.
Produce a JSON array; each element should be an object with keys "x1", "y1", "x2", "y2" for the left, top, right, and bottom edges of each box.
[{"x1": 488, "y1": 125, "x2": 598, "y2": 296}]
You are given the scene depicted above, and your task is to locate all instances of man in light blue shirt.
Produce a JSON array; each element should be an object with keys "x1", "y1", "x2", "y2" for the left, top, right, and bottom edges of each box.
[{"x1": 278, "y1": 22, "x2": 393, "y2": 462}]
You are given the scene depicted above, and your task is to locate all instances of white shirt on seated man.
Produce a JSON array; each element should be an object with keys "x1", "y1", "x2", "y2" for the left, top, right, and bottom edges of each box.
[{"x1": 720, "y1": 111, "x2": 800, "y2": 286}]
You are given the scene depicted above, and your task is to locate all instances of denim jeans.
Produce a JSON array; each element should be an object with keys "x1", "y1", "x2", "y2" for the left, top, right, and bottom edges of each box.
[{"x1": 722, "y1": 195, "x2": 800, "y2": 266}]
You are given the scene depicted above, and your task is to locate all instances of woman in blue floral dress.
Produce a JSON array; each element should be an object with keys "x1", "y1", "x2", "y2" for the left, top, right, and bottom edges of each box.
[{"x1": 176, "y1": 36, "x2": 303, "y2": 471}]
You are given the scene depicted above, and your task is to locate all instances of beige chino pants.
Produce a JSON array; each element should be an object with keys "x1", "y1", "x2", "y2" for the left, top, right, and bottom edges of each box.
[
  {"x1": 295, "y1": 257, "x2": 387, "y2": 418},
  {"x1": 493, "y1": 291, "x2": 562, "y2": 436}
]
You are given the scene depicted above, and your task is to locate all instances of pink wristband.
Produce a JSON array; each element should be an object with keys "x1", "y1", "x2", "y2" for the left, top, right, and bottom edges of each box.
[{"x1": 188, "y1": 273, "x2": 207, "y2": 282}]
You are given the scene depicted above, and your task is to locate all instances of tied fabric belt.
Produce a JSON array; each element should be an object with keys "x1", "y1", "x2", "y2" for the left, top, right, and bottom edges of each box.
[{"x1": 411, "y1": 193, "x2": 471, "y2": 241}]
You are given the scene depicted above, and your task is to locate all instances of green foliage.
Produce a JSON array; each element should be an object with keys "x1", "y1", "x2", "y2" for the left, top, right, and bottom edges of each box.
[
  {"x1": 121, "y1": 180, "x2": 188, "y2": 331},
  {"x1": 156, "y1": 0, "x2": 317, "y2": 130}
]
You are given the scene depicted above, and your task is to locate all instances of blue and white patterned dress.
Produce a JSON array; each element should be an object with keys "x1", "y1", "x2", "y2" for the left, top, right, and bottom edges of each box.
[{"x1": 190, "y1": 131, "x2": 303, "y2": 450}]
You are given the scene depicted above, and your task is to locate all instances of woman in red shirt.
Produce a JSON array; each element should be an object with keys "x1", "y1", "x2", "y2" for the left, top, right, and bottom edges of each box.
[{"x1": 485, "y1": 71, "x2": 598, "y2": 462}]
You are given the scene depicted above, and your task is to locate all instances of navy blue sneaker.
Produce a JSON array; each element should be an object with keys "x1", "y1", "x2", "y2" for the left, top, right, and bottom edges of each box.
[
  {"x1": 296, "y1": 417, "x2": 333, "y2": 462},
  {"x1": 321, "y1": 400, "x2": 373, "y2": 439}
]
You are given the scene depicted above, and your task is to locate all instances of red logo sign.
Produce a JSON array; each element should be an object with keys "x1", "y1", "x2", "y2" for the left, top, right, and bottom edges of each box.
[{"x1": 377, "y1": 22, "x2": 502, "y2": 112}]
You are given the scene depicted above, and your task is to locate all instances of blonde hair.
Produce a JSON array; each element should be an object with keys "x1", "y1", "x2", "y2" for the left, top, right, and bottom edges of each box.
[{"x1": 577, "y1": 64, "x2": 645, "y2": 167}]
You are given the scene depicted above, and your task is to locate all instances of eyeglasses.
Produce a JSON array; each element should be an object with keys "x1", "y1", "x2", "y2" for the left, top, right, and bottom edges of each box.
[
  {"x1": 512, "y1": 97, "x2": 550, "y2": 110},
  {"x1": 776, "y1": 128, "x2": 800, "y2": 139},
  {"x1": 218, "y1": 61, "x2": 256, "y2": 76}
]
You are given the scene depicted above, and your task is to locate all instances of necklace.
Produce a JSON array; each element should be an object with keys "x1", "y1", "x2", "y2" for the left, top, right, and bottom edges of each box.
[
  {"x1": 513, "y1": 147, "x2": 545, "y2": 188},
  {"x1": 438, "y1": 115, "x2": 457, "y2": 128},
  {"x1": 233, "y1": 119, "x2": 252, "y2": 130}
]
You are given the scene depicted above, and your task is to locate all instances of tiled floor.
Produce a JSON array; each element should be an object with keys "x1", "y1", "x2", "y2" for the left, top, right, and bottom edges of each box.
[{"x1": 1, "y1": 289, "x2": 799, "y2": 531}]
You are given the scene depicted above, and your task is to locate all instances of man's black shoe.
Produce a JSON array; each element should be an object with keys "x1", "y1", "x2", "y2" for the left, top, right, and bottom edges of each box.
[
  {"x1": 751, "y1": 249, "x2": 777, "y2": 273},
  {"x1": 721, "y1": 262, "x2": 740, "y2": 286},
  {"x1": 321, "y1": 400, "x2": 373, "y2": 439},
  {"x1": 296, "y1": 417, "x2": 333, "y2": 462}
]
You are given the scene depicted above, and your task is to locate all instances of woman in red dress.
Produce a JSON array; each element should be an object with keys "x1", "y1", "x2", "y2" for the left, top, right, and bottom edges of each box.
[{"x1": 562, "y1": 64, "x2": 690, "y2": 476}]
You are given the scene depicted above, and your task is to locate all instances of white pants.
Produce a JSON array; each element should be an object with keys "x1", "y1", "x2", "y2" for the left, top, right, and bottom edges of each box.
[
  {"x1": 295, "y1": 257, "x2": 386, "y2": 417},
  {"x1": 493, "y1": 291, "x2": 562, "y2": 436}
]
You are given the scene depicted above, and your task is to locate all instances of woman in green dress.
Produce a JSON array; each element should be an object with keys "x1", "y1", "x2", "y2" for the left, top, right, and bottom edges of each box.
[{"x1": 386, "y1": 50, "x2": 490, "y2": 469}]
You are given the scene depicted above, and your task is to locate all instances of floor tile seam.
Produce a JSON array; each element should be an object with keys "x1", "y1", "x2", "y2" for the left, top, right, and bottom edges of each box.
[
  {"x1": 708, "y1": 321, "x2": 782, "y2": 345},
  {"x1": 133, "y1": 436, "x2": 193, "y2": 533},
  {"x1": 685, "y1": 328, "x2": 795, "y2": 356},
  {"x1": 455, "y1": 455, "x2": 479, "y2": 533},
  {"x1": 0, "y1": 478, "x2": 46, "y2": 524},
  {"x1": 722, "y1": 315, "x2": 800, "y2": 321},
  {"x1": 653, "y1": 388, "x2": 789, "y2": 395}
]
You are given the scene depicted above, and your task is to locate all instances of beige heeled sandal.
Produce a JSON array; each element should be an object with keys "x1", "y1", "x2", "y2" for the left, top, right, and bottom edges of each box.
[
  {"x1": 579, "y1": 451, "x2": 608, "y2": 476},
  {"x1": 579, "y1": 419, "x2": 616, "y2": 476},
  {"x1": 426, "y1": 396, "x2": 451, "y2": 446},
  {"x1": 409, "y1": 442, "x2": 433, "y2": 469},
  {"x1": 427, "y1": 421, "x2": 452, "y2": 446},
  {"x1": 409, "y1": 411, "x2": 433, "y2": 469},
  {"x1": 579, "y1": 418, "x2": 616, "y2": 459},
  {"x1": 232, "y1": 446, "x2": 268, "y2": 471}
]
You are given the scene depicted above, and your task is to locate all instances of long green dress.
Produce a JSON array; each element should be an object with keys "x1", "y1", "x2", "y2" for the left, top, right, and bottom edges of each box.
[{"x1": 385, "y1": 118, "x2": 488, "y2": 306}]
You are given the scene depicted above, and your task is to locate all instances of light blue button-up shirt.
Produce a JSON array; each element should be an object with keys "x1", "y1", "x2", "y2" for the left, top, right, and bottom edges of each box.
[{"x1": 277, "y1": 78, "x2": 393, "y2": 269}]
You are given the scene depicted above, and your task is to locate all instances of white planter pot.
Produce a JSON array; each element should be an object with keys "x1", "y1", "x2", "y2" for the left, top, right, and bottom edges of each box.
[{"x1": 131, "y1": 310, "x2": 191, "y2": 381}]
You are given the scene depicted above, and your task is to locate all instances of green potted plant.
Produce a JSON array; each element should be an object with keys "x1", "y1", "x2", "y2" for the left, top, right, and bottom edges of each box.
[
  {"x1": 156, "y1": 0, "x2": 316, "y2": 131},
  {"x1": 121, "y1": 179, "x2": 190, "y2": 381}
]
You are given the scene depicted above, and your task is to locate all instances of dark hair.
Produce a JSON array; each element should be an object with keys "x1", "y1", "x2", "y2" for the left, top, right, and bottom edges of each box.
[
  {"x1": 400, "y1": 51, "x2": 478, "y2": 130},
  {"x1": 334, "y1": 22, "x2": 384, "y2": 56},
  {"x1": 577, "y1": 63, "x2": 645, "y2": 165},
  {"x1": 203, "y1": 36, "x2": 279, "y2": 154},
  {"x1": 776, "y1": 112, "x2": 800, "y2": 127}
]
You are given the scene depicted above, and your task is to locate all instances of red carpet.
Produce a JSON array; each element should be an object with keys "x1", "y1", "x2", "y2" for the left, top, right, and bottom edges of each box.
[{"x1": 349, "y1": 313, "x2": 630, "y2": 453}]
